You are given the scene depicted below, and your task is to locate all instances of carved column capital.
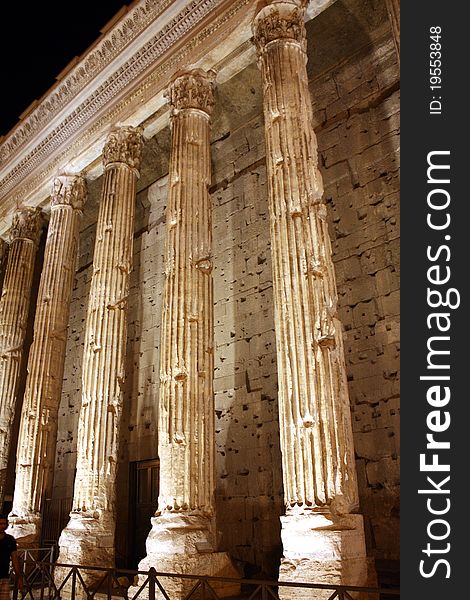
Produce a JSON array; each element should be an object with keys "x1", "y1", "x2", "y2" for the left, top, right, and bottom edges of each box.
[
  {"x1": 166, "y1": 69, "x2": 215, "y2": 116},
  {"x1": 252, "y1": 0, "x2": 307, "y2": 55},
  {"x1": 10, "y1": 207, "x2": 43, "y2": 244},
  {"x1": 103, "y1": 126, "x2": 144, "y2": 173},
  {"x1": 51, "y1": 174, "x2": 88, "y2": 211}
]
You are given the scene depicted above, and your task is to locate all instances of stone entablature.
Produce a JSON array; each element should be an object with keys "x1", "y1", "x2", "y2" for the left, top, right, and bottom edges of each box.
[{"x1": 0, "y1": 0, "x2": 335, "y2": 238}]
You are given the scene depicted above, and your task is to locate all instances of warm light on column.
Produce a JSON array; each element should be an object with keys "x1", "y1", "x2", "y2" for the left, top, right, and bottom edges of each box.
[
  {"x1": 0, "y1": 207, "x2": 42, "y2": 508},
  {"x1": 56, "y1": 126, "x2": 142, "y2": 579},
  {"x1": 8, "y1": 175, "x2": 87, "y2": 547},
  {"x1": 252, "y1": 0, "x2": 369, "y2": 596}
]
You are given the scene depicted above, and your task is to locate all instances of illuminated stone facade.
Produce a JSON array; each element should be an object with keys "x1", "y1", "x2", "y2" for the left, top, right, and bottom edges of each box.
[{"x1": 0, "y1": 0, "x2": 399, "y2": 595}]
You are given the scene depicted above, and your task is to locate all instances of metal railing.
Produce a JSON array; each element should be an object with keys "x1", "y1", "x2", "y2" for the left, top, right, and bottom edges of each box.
[
  {"x1": 11, "y1": 559, "x2": 400, "y2": 600},
  {"x1": 12, "y1": 547, "x2": 55, "y2": 592}
]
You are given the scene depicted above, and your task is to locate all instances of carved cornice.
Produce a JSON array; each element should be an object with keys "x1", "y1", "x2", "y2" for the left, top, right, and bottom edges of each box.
[
  {"x1": 51, "y1": 175, "x2": 88, "y2": 211},
  {"x1": 0, "y1": 0, "x2": 254, "y2": 227},
  {"x1": 0, "y1": 0, "x2": 240, "y2": 201},
  {"x1": 0, "y1": 0, "x2": 173, "y2": 168},
  {"x1": 103, "y1": 126, "x2": 144, "y2": 173},
  {"x1": 0, "y1": 0, "x2": 338, "y2": 236},
  {"x1": 10, "y1": 208, "x2": 43, "y2": 244},
  {"x1": 253, "y1": 0, "x2": 307, "y2": 54},
  {"x1": 167, "y1": 69, "x2": 215, "y2": 115}
]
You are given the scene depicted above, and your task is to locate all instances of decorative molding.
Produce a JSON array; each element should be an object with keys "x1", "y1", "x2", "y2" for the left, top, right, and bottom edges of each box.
[
  {"x1": 103, "y1": 126, "x2": 144, "y2": 172},
  {"x1": 0, "y1": 0, "x2": 253, "y2": 226},
  {"x1": 51, "y1": 175, "x2": 88, "y2": 210},
  {"x1": 0, "y1": 0, "x2": 173, "y2": 167},
  {"x1": 0, "y1": 1, "x2": 338, "y2": 236},
  {"x1": 0, "y1": 0, "x2": 233, "y2": 198},
  {"x1": 253, "y1": 0, "x2": 307, "y2": 54},
  {"x1": 167, "y1": 69, "x2": 215, "y2": 115}
]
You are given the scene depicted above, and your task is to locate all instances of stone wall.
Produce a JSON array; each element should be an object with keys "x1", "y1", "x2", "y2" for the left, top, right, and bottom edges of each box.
[
  {"x1": 310, "y1": 0, "x2": 400, "y2": 565},
  {"x1": 52, "y1": 0, "x2": 399, "y2": 577}
]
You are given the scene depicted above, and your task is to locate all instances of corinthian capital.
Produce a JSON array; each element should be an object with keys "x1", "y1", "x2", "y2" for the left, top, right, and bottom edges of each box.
[
  {"x1": 166, "y1": 69, "x2": 215, "y2": 116},
  {"x1": 103, "y1": 126, "x2": 144, "y2": 173},
  {"x1": 252, "y1": 0, "x2": 307, "y2": 55},
  {"x1": 10, "y1": 207, "x2": 43, "y2": 244},
  {"x1": 51, "y1": 174, "x2": 88, "y2": 211}
]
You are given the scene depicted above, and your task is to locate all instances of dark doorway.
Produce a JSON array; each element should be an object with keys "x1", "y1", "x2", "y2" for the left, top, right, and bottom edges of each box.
[
  {"x1": 128, "y1": 459, "x2": 159, "y2": 568},
  {"x1": 41, "y1": 497, "x2": 73, "y2": 551}
]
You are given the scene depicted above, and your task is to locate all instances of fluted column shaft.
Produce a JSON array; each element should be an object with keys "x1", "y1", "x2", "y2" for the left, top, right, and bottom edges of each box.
[
  {"x1": 0, "y1": 208, "x2": 42, "y2": 507},
  {"x1": 133, "y1": 71, "x2": 240, "y2": 600},
  {"x1": 75, "y1": 157, "x2": 136, "y2": 514},
  {"x1": 158, "y1": 70, "x2": 215, "y2": 517},
  {"x1": 8, "y1": 176, "x2": 87, "y2": 545},
  {"x1": 253, "y1": 3, "x2": 370, "y2": 594},
  {"x1": 0, "y1": 240, "x2": 8, "y2": 293},
  {"x1": 254, "y1": 0, "x2": 358, "y2": 516},
  {"x1": 57, "y1": 126, "x2": 142, "y2": 569}
]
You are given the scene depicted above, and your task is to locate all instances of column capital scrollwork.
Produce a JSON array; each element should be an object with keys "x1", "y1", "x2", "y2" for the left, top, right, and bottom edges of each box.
[
  {"x1": 103, "y1": 126, "x2": 144, "y2": 174},
  {"x1": 166, "y1": 69, "x2": 215, "y2": 116},
  {"x1": 10, "y1": 207, "x2": 43, "y2": 245},
  {"x1": 51, "y1": 174, "x2": 88, "y2": 211},
  {"x1": 252, "y1": 0, "x2": 307, "y2": 55}
]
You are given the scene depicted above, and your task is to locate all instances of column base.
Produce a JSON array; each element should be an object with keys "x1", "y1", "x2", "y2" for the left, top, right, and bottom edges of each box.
[
  {"x1": 55, "y1": 510, "x2": 115, "y2": 595},
  {"x1": 279, "y1": 511, "x2": 373, "y2": 600},
  {"x1": 131, "y1": 513, "x2": 241, "y2": 599},
  {"x1": 7, "y1": 513, "x2": 41, "y2": 548}
]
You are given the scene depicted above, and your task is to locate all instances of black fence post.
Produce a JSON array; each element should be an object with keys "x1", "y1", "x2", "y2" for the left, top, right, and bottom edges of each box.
[
  {"x1": 40, "y1": 560, "x2": 45, "y2": 600},
  {"x1": 71, "y1": 566, "x2": 77, "y2": 600},
  {"x1": 107, "y1": 569, "x2": 113, "y2": 600},
  {"x1": 201, "y1": 578, "x2": 206, "y2": 600},
  {"x1": 148, "y1": 567, "x2": 156, "y2": 600}
]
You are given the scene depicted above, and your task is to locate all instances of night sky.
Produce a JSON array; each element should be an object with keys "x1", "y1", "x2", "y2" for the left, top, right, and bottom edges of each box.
[{"x1": 0, "y1": 1, "x2": 127, "y2": 138}]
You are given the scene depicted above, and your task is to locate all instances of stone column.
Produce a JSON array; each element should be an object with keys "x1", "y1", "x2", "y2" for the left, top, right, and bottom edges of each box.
[
  {"x1": 252, "y1": 1, "x2": 368, "y2": 596},
  {"x1": 135, "y1": 70, "x2": 239, "y2": 599},
  {"x1": 7, "y1": 175, "x2": 87, "y2": 546},
  {"x1": 0, "y1": 208, "x2": 42, "y2": 508},
  {"x1": 57, "y1": 127, "x2": 142, "y2": 572},
  {"x1": 0, "y1": 239, "x2": 8, "y2": 293},
  {"x1": 385, "y1": 0, "x2": 400, "y2": 63}
]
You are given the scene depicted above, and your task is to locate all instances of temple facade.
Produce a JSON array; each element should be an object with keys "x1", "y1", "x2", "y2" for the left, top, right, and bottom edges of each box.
[{"x1": 0, "y1": 0, "x2": 400, "y2": 595}]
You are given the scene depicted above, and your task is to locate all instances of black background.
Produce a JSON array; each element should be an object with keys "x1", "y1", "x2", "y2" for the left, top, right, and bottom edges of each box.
[
  {"x1": 0, "y1": 1, "x2": 126, "y2": 137},
  {"x1": 401, "y1": 2, "x2": 466, "y2": 597}
]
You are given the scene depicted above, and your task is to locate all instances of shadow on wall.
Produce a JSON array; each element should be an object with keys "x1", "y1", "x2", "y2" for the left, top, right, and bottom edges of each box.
[
  {"x1": 210, "y1": 0, "x2": 401, "y2": 582},
  {"x1": 210, "y1": 69, "x2": 284, "y2": 577},
  {"x1": 115, "y1": 186, "x2": 150, "y2": 569},
  {"x1": 308, "y1": 0, "x2": 400, "y2": 575},
  {"x1": 116, "y1": 134, "x2": 171, "y2": 569}
]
